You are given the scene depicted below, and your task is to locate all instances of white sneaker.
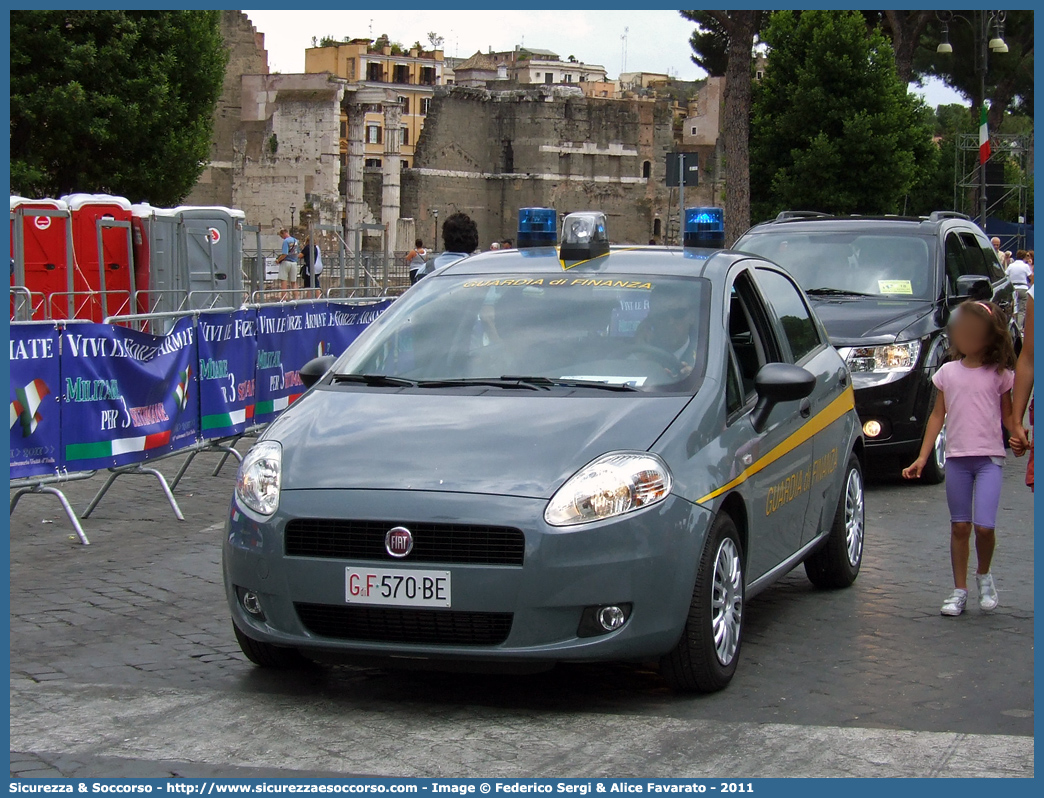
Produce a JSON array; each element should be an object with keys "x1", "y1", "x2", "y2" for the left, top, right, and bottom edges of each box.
[
  {"x1": 976, "y1": 573, "x2": 999, "y2": 611},
  {"x1": 941, "y1": 589, "x2": 968, "y2": 616}
]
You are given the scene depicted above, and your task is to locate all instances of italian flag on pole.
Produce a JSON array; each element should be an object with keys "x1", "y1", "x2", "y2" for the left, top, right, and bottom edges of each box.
[{"x1": 979, "y1": 105, "x2": 991, "y2": 164}]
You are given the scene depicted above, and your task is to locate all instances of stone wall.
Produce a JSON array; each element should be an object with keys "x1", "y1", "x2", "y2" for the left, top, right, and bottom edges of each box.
[
  {"x1": 399, "y1": 85, "x2": 715, "y2": 247},
  {"x1": 184, "y1": 11, "x2": 268, "y2": 208}
]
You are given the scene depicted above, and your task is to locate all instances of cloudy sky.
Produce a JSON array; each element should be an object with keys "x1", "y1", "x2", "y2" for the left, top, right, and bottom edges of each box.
[{"x1": 243, "y1": 8, "x2": 965, "y2": 107}]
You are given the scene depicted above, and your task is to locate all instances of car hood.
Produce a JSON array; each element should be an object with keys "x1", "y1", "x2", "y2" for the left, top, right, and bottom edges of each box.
[
  {"x1": 808, "y1": 297, "x2": 934, "y2": 346},
  {"x1": 270, "y1": 388, "x2": 690, "y2": 499}
]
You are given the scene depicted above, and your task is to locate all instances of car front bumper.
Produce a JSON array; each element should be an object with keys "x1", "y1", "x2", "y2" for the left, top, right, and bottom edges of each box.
[
  {"x1": 223, "y1": 489, "x2": 713, "y2": 663},
  {"x1": 850, "y1": 366, "x2": 934, "y2": 458}
]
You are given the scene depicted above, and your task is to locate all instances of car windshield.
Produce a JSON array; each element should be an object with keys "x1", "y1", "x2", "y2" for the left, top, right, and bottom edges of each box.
[
  {"x1": 739, "y1": 232, "x2": 937, "y2": 299},
  {"x1": 334, "y1": 273, "x2": 711, "y2": 393}
]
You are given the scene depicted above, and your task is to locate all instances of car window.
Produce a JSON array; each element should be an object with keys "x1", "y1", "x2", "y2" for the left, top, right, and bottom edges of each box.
[
  {"x1": 738, "y1": 231, "x2": 935, "y2": 299},
  {"x1": 725, "y1": 348, "x2": 744, "y2": 416},
  {"x1": 727, "y1": 270, "x2": 778, "y2": 401},
  {"x1": 336, "y1": 273, "x2": 711, "y2": 393},
  {"x1": 944, "y1": 232, "x2": 966, "y2": 291},
  {"x1": 754, "y1": 267, "x2": 822, "y2": 363},
  {"x1": 958, "y1": 232, "x2": 999, "y2": 280},
  {"x1": 976, "y1": 238, "x2": 1005, "y2": 281}
]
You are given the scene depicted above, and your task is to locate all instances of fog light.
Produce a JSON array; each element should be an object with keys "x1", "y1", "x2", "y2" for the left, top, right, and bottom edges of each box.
[
  {"x1": 598, "y1": 605, "x2": 627, "y2": 631},
  {"x1": 238, "y1": 587, "x2": 265, "y2": 618},
  {"x1": 863, "y1": 420, "x2": 882, "y2": 438}
]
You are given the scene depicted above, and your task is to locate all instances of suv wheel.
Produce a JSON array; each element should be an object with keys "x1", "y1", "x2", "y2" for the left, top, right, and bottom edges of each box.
[
  {"x1": 920, "y1": 419, "x2": 946, "y2": 485},
  {"x1": 805, "y1": 453, "x2": 864, "y2": 589},
  {"x1": 660, "y1": 512, "x2": 744, "y2": 693}
]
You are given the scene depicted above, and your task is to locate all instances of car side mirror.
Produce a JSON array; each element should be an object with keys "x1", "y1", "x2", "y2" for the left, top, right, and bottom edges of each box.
[
  {"x1": 300, "y1": 355, "x2": 337, "y2": 389},
  {"x1": 749, "y1": 363, "x2": 816, "y2": 433},
  {"x1": 950, "y1": 275, "x2": 993, "y2": 305}
]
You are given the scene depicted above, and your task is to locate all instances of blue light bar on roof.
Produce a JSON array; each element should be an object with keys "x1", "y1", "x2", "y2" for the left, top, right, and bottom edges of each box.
[
  {"x1": 517, "y1": 207, "x2": 557, "y2": 249},
  {"x1": 683, "y1": 207, "x2": 725, "y2": 250}
]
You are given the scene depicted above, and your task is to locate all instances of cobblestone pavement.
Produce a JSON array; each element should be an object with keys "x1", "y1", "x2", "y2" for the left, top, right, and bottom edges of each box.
[{"x1": 9, "y1": 447, "x2": 1034, "y2": 777}]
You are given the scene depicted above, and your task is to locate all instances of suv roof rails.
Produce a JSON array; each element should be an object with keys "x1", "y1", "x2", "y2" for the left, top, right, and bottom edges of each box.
[
  {"x1": 774, "y1": 211, "x2": 833, "y2": 222},
  {"x1": 927, "y1": 211, "x2": 970, "y2": 222}
]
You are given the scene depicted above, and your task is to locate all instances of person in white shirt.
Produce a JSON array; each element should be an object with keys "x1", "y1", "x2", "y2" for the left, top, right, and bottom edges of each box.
[
  {"x1": 404, "y1": 239, "x2": 428, "y2": 285},
  {"x1": 1007, "y1": 249, "x2": 1033, "y2": 330}
]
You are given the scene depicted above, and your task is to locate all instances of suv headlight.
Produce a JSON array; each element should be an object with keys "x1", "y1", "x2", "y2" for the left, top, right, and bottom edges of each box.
[
  {"x1": 236, "y1": 441, "x2": 282, "y2": 517},
  {"x1": 840, "y1": 339, "x2": 922, "y2": 385},
  {"x1": 545, "y1": 452, "x2": 673, "y2": 527}
]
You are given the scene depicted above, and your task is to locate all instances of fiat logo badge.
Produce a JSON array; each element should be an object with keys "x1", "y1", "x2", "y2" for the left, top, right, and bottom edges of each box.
[{"x1": 385, "y1": 526, "x2": 413, "y2": 558}]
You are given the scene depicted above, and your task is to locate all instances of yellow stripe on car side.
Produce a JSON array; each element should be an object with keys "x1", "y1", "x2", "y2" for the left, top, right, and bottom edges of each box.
[{"x1": 695, "y1": 385, "x2": 855, "y2": 505}]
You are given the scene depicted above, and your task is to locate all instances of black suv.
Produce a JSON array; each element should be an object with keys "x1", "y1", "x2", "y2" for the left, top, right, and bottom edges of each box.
[{"x1": 735, "y1": 211, "x2": 1018, "y2": 483}]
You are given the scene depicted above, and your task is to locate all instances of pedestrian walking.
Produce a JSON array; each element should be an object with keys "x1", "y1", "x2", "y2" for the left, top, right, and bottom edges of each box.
[
  {"x1": 275, "y1": 228, "x2": 298, "y2": 301},
  {"x1": 1006, "y1": 250, "x2": 1032, "y2": 331},
  {"x1": 298, "y1": 235, "x2": 322, "y2": 299},
  {"x1": 404, "y1": 239, "x2": 428, "y2": 285},
  {"x1": 1009, "y1": 285, "x2": 1034, "y2": 492},
  {"x1": 902, "y1": 300, "x2": 1018, "y2": 617},
  {"x1": 416, "y1": 212, "x2": 478, "y2": 280}
]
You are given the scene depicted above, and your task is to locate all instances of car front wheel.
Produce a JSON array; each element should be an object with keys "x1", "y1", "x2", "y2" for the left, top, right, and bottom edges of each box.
[
  {"x1": 233, "y1": 622, "x2": 309, "y2": 669},
  {"x1": 804, "y1": 453, "x2": 864, "y2": 589},
  {"x1": 660, "y1": 512, "x2": 744, "y2": 693}
]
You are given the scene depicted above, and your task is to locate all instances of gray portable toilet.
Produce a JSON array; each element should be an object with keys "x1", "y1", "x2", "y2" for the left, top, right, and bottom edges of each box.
[
  {"x1": 131, "y1": 204, "x2": 181, "y2": 321},
  {"x1": 173, "y1": 206, "x2": 246, "y2": 310}
]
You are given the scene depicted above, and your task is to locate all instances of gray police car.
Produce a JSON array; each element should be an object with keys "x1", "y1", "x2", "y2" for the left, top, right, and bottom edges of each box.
[{"x1": 224, "y1": 208, "x2": 864, "y2": 692}]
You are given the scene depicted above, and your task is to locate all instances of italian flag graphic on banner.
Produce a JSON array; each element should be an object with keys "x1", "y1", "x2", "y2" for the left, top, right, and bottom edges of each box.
[
  {"x1": 202, "y1": 404, "x2": 255, "y2": 432},
  {"x1": 173, "y1": 367, "x2": 192, "y2": 412},
  {"x1": 10, "y1": 379, "x2": 50, "y2": 437},
  {"x1": 979, "y1": 105, "x2": 991, "y2": 164},
  {"x1": 66, "y1": 431, "x2": 172, "y2": 462}
]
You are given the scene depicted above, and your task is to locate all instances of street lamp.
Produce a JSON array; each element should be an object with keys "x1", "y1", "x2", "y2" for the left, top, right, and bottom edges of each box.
[
  {"x1": 290, "y1": 204, "x2": 296, "y2": 232},
  {"x1": 432, "y1": 208, "x2": 439, "y2": 249},
  {"x1": 936, "y1": 10, "x2": 1008, "y2": 227}
]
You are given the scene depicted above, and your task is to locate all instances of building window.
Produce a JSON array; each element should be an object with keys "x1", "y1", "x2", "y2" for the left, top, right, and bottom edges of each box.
[
  {"x1": 365, "y1": 103, "x2": 382, "y2": 114},
  {"x1": 401, "y1": 127, "x2": 409, "y2": 146},
  {"x1": 367, "y1": 62, "x2": 383, "y2": 82},
  {"x1": 653, "y1": 219, "x2": 662, "y2": 238},
  {"x1": 365, "y1": 158, "x2": 382, "y2": 168},
  {"x1": 421, "y1": 98, "x2": 431, "y2": 115},
  {"x1": 756, "y1": 70, "x2": 764, "y2": 80},
  {"x1": 420, "y1": 66, "x2": 436, "y2": 85},
  {"x1": 579, "y1": 74, "x2": 586, "y2": 82},
  {"x1": 397, "y1": 95, "x2": 409, "y2": 114},
  {"x1": 401, "y1": 159, "x2": 409, "y2": 169},
  {"x1": 393, "y1": 64, "x2": 410, "y2": 84},
  {"x1": 544, "y1": 73, "x2": 554, "y2": 84},
  {"x1": 564, "y1": 74, "x2": 573, "y2": 83},
  {"x1": 340, "y1": 120, "x2": 347, "y2": 138},
  {"x1": 642, "y1": 160, "x2": 651, "y2": 179},
  {"x1": 366, "y1": 125, "x2": 382, "y2": 144}
]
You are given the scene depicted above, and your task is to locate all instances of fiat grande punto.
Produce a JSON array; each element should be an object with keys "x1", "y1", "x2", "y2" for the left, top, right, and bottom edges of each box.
[{"x1": 224, "y1": 209, "x2": 865, "y2": 692}]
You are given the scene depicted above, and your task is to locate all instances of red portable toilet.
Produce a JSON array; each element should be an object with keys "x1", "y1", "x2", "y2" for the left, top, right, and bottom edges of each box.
[
  {"x1": 130, "y1": 204, "x2": 156, "y2": 316},
  {"x1": 63, "y1": 194, "x2": 135, "y2": 321},
  {"x1": 10, "y1": 196, "x2": 72, "y2": 320}
]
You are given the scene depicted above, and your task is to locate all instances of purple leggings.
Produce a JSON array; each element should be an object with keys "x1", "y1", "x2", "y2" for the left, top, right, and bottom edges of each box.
[{"x1": 945, "y1": 456, "x2": 1004, "y2": 529}]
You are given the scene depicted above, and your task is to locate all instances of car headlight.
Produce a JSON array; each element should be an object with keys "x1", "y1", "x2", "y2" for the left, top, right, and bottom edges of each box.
[
  {"x1": 840, "y1": 339, "x2": 922, "y2": 385},
  {"x1": 545, "y1": 452, "x2": 673, "y2": 527},
  {"x1": 235, "y1": 441, "x2": 282, "y2": 517}
]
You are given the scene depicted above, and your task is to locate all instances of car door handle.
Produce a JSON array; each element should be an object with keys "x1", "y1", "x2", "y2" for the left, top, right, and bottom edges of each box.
[{"x1": 800, "y1": 398, "x2": 811, "y2": 418}]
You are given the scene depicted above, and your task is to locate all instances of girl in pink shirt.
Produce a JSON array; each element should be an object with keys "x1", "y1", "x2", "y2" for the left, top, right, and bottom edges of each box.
[{"x1": 903, "y1": 300, "x2": 1017, "y2": 617}]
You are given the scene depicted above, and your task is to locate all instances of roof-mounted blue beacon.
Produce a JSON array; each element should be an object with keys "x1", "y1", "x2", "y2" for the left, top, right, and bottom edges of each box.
[
  {"x1": 560, "y1": 211, "x2": 610, "y2": 261},
  {"x1": 683, "y1": 207, "x2": 725, "y2": 250},
  {"x1": 517, "y1": 207, "x2": 558, "y2": 250}
]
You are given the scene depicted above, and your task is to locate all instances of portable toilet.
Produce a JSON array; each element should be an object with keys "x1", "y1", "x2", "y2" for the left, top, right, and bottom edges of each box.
[
  {"x1": 62, "y1": 194, "x2": 135, "y2": 321},
  {"x1": 173, "y1": 206, "x2": 246, "y2": 310},
  {"x1": 10, "y1": 196, "x2": 72, "y2": 320},
  {"x1": 131, "y1": 203, "x2": 181, "y2": 321}
]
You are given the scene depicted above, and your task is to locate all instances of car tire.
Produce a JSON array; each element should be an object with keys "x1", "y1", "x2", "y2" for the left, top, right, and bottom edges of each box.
[
  {"x1": 804, "y1": 453, "x2": 864, "y2": 589},
  {"x1": 233, "y1": 622, "x2": 308, "y2": 669},
  {"x1": 919, "y1": 416, "x2": 947, "y2": 485},
  {"x1": 660, "y1": 512, "x2": 744, "y2": 693}
]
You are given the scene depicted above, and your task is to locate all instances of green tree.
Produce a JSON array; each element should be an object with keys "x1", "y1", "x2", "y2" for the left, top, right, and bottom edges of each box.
[
  {"x1": 11, "y1": 10, "x2": 227, "y2": 205},
  {"x1": 750, "y1": 10, "x2": 936, "y2": 221}
]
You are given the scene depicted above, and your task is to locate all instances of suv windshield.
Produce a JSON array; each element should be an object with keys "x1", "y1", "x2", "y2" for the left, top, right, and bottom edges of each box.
[
  {"x1": 335, "y1": 273, "x2": 711, "y2": 393},
  {"x1": 739, "y1": 231, "x2": 937, "y2": 299}
]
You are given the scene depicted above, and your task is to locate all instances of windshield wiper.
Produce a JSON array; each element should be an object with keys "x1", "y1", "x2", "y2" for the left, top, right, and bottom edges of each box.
[
  {"x1": 331, "y1": 373, "x2": 418, "y2": 387},
  {"x1": 416, "y1": 377, "x2": 547, "y2": 390},
  {"x1": 496, "y1": 375, "x2": 640, "y2": 392},
  {"x1": 805, "y1": 287, "x2": 876, "y2": 297}
]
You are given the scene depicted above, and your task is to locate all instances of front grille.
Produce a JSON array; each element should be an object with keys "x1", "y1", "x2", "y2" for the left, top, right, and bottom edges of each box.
[
  {"x1": 295, "y1": 603, "x2": 513, "y2": 646},
  {"x1": 284, "y1": 519, "x2": 525, "y2": 566}
]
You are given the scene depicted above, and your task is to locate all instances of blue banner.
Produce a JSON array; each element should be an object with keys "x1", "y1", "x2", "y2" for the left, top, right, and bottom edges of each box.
[
  {"x1": 197, "y1": 309, "x2": 258, "y2": 438},
  {"x1": 253, "y1": 300, "x2": 391, "y2": 425},
  {"x1": 8, "y1": 324, "x2": 62, "y2": 479},
  {"x1": 59, "y1": 317, "x2": 199, "y2": 470}
]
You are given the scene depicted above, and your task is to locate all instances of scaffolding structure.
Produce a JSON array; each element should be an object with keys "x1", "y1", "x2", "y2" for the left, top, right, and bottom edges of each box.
[{"x1": 954, "y1": 131, "x2": 1033, "y2": 250}]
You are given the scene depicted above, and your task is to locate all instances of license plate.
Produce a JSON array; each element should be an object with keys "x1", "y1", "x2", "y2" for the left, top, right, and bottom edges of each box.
[{"x1": 345, "y1": 567, "x2": 451, "y2": 608}]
